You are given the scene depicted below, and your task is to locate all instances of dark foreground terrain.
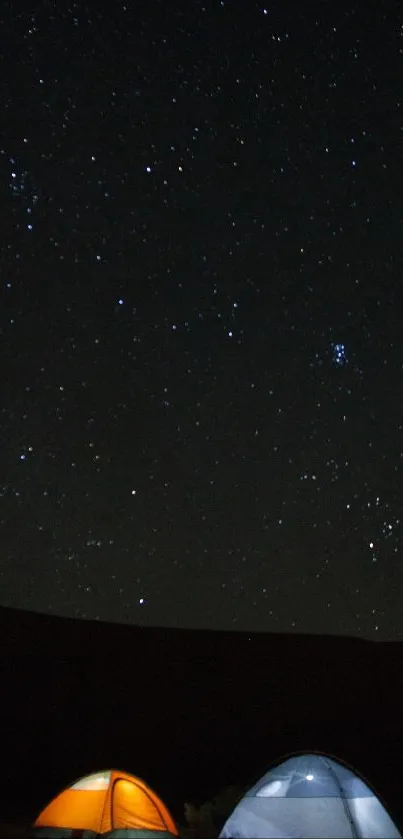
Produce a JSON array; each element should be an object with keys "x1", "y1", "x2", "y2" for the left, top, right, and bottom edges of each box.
[{"x1": 1, "y1": 607, "x2": 403, "y2": 836}]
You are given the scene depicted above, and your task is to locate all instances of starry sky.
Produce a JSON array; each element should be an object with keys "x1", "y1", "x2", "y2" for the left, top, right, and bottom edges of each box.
[{"x1": 1, "y1": 0, "x2": 403, "y2": 641}]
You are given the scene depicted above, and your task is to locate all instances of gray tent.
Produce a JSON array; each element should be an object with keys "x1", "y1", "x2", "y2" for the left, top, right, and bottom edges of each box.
[{"x1": 219, "y1": 753, "x2": 401, "y2": 839}]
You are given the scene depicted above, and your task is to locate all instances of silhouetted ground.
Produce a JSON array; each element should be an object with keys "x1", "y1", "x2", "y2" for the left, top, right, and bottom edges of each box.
[{"x1": 1, "y1": 606, "x2": 403, "y2": 836}]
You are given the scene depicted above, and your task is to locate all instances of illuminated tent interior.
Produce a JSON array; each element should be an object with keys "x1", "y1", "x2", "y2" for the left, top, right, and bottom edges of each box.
[
  {"x1": 31, "y1": 769, "x2": 179, "y2": 838},
  {"x1": 219, "y1": 752, "x2": 401, "y2": 839}
]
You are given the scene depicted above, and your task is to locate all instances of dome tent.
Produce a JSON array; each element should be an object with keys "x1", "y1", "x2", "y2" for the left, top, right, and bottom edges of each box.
[
  {"x1": 31, "y1": 768, "x2": 178, "y2": 838},
  {"x1": 219, "y1": 752, "x2": 401, "y2": 839}
]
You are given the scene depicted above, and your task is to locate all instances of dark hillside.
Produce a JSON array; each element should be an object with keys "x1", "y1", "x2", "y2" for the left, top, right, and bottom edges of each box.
[{"x1": 1, "y1": 607, "x2": 402, "y2": 832}]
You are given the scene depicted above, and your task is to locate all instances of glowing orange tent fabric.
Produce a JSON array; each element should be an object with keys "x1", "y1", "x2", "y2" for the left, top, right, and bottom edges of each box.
[{"x1": 32, "y1": 769, "x2": 179, "y2": 837}]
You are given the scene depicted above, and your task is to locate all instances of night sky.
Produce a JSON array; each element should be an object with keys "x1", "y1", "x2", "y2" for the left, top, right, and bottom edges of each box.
[{"x1": 2, "y1": 0, "x2": 403, "y2": 641}]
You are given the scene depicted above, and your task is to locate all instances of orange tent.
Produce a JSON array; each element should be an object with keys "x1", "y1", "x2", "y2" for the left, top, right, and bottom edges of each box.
[{"x1": 31, "y1": 768, "x2": 179, "y2": 837}]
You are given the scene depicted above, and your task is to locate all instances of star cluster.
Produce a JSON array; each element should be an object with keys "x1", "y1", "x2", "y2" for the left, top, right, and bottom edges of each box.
[{"x1": 1, "y1": 0, "x2": 403, "y2": 640}]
